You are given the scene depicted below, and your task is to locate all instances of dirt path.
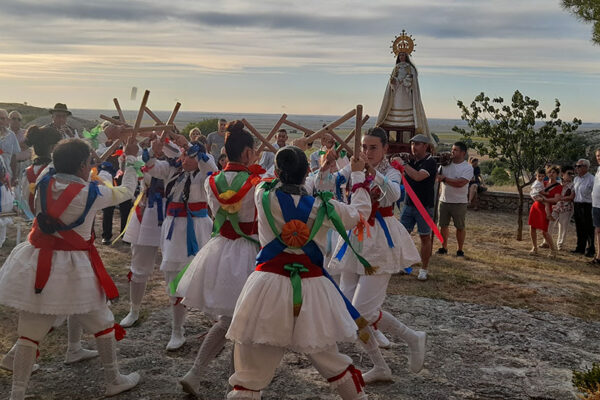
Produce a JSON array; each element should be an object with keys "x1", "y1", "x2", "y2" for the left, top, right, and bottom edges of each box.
[{"x1": 1, "y1": 294, "x2": 598, "y2": 399}]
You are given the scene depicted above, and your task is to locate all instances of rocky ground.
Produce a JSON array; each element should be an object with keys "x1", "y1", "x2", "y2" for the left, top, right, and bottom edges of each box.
[{"x1": 1, "y1": 294, "x2": 598, "y2": 400}]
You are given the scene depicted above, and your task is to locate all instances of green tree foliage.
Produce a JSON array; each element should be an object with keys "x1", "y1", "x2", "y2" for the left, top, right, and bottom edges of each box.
[
  {"x1": 452, "y1": 91, "x2": 583, "y2": 240},
  {"x1": 490, "y1": 166, "x2": 512, "y2": 185},
  {"x1": 181, "y1": 118, "x2": 218, "y2": 139},
  {"x1": 562, "y1": 0, "x2": 600, "y2": 45}
]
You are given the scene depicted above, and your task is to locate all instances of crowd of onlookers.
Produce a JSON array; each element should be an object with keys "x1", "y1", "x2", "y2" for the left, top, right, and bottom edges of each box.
[{"x1": 527, "y1": 153, "x2": 600, "y2": 263}]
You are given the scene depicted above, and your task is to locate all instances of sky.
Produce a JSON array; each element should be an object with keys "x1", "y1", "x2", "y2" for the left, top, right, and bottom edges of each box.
[{"x1": 1, "y1": 0, "x2": 599, "y2": 122}]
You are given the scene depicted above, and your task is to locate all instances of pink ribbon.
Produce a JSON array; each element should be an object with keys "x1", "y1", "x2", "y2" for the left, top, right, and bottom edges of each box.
[{"x1": 391, "y1": 160, "x2": 443, "y2": 243}]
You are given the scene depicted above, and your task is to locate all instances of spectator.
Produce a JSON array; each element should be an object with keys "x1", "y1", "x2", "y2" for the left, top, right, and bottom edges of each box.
[
  {"x1": 217, "y1": 153, "x2": 228, "y2": 170},
  {"x1": 0, "y1": 109, "x2": 21, "y2": 181},
  {"x1": 546, "y1": 165, "x2": 575, "y2": 251},
  {"x1": 528, "y1": 165, "x2": 562, "y2": 256},
  {"x1": 44, "y1": 103, "x2": 79, "y2": 139},
  {"x1": 572, "y1": 158, "x2": 595, "y2": 257},
  {"x1": 206, "y1": 118, "x2": 227, "y2": 159},
  {"x1": 591, "y1": 150, "x2": 600, "y2": 264},
  {"x1": 309, "y1": 132, "x2": 349, "y2": 173},
  {"x1": 258, "y1": 128, "x2": 288, "y2": 172},
  {"x1": 468, "y1": 157, "x2": 485, "y2": 210},
  {"x1": 9, "y1": 111, "x2": 32, "y2": 176},
  {"x1": 189, "y1": 127, "x2": 202, "y2": 142},
  {"x1": 399, "y1": 134, "x2": 437, "y2": 280},
  {"x1": 436, "y1": 141, "x2": 473, "y2": 257}
]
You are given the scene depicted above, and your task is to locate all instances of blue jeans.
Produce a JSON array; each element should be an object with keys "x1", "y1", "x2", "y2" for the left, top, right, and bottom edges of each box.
[{"x1": 401, "y1": 205, "x2": 434, "y2": 236}]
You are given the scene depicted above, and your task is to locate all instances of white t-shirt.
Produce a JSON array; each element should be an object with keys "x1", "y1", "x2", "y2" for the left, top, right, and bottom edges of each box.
[
  {"x1": 591, "y1": 168, "x2": 600, "y2": 208},
  {"x1": 440, "y1": 160, "x2": 473, "y2": 204}
]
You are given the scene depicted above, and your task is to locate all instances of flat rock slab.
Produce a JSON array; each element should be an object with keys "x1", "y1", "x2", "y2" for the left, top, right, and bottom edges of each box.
[{"x1": 1, "y1": 295, "x2": 598, "y2": 399}]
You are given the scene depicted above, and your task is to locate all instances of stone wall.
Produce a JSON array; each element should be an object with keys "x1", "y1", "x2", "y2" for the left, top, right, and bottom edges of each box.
[{"x1": 476, "y1": 190, "x2": 533, "y2": 212}]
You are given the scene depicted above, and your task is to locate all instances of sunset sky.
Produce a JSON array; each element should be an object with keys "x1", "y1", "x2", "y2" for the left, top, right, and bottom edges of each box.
[{"x1": 1, "y1": 0, "x2": 599, "y2": 121}]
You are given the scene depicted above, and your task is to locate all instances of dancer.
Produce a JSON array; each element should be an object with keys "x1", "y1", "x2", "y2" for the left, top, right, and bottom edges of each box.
[
  {"x1": 226, "y1": 145, "x2": 372, "y2": 400},
  {"x1": 176, "y1": 120, "x2": 264, "y2": 396},
  {"x1": 143, "y1": 135, "x2": 218, "y2": 350},
  {"x1": 0, "y1": 137, "x2": 141, "y2": 399},
  {"x1": 2, "y1": 127, "x2": 98, "y2": 374},
  {"x1": 327, "y1": 127, "x2": 425, "y2": 383},
  {"x1": 119, "y1": 163, "x2": 166, "y2": 327}
]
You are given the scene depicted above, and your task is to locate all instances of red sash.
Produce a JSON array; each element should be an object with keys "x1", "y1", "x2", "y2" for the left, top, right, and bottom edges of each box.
[
  {"x1": 219, "y1": 220, "x2": 258, "y2": 240},
  {"x1": 28, "y1": 179, "x2": 119, "y2": 299},
  {"x1": 256, "y1": 253, "x2": 323, "y2": 279},
  {"x1": 368, "y1": 204, "x2": 394, "y2": 225},
  {"x1": 166, "y1": 201, "x2": 208, "y2": 217}
]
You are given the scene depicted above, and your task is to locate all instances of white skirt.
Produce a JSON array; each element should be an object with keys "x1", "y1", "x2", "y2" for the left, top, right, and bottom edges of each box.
[
  {"x1": 226, "y1": 271, "x2": 358, "y2": 354},
  {"x1": 160, "y1": 215, "x2": 213, "y2": 265},
  {"x1": 179, "y1": 235, "x2": 258, "y2": 317},
  {"x1": 0, "y1": 242, "x2": 107, "y2": 315},
  {"x1": 123, "y1": 200, "x2": 165, "y2": 247},
  {"x1": 328, "y1": 215, "x2": 420, "y2": 275}
]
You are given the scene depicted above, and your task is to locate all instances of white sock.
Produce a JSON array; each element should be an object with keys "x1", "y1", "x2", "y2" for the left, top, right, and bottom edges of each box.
[
  {"x1": 66, "y1": 316, "x2": 83, "y2": 353},
  {"x1": 129, "y1": 280, "x2": 147, "y2": 309},
  {"x1": 10, "y1": 339, "x2": 37, "y2": 400},
  {"x1": 190, "y1": 316, "x2": 230, "y2": 376}
]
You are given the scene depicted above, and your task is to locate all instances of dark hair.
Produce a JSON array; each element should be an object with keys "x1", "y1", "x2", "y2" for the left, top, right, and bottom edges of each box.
[
  {"x1": 277, "y1": 129, "x2": 287, "y2": 135},
  {"x1": 536, "y1": 168, "x2": 546, "y2": 175},
  {"x1": 365, "y1": 127, "x2": 388, "y2": 146},
  {"x1": 275, "y1": 146, "x2": 308, "y2": 185},
  {"x1": 561, "y1": 165, "x2": 574, "y2": 173},
  {"x1": 453, "y1": 141, "x2": 467, "y2": 153},
  {"x1": 395, "y1": 53, "x2": 418, "y2": 74},
  {"x1": 52, "y1": 139, "x2": 91, "y2": 175},
  {"x1": 224, "y1": 120, "x2": 254, "y2": 162},
  {"x1": 25, "y1": 125, "x2": 62, "y2": 159},
  {"x1": 546, "y1": 165, "x2": 560, "y2": 175}
]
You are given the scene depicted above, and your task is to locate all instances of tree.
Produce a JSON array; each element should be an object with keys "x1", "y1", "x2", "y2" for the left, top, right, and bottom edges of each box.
[
  {"x1": 181, "y1": 118, "x2": 218, "y2": 138},
  {"x1": 562, "y1": 0, "x2": 600, "y2": 45},
  {"x1": 452, "y1": 91, "x2": 583, "y2": 240}
]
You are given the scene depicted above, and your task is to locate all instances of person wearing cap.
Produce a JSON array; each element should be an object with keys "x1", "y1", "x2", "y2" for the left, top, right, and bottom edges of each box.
[
  {"x1": 0, "y1": 109, "x2": 21, "y2": 181},
  {"x1": 45, "y1": 103, "x2": 79, "y2": 139},
  {"x1": 436, "y1": 141, "x2": 473, "y2": 257},
  {"x1": 399, "y1": 134, "x2": 437, "y2": 280}
]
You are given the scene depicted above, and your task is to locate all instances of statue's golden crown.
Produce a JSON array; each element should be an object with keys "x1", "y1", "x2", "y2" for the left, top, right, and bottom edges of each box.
[{"x1": 391, "y1": 30, "x2": 416, "y2": 56}]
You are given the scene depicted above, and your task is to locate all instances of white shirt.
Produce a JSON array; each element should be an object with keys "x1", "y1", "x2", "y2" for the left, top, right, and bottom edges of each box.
[
  {"x1": 440, "y1": 160, "x2": 473, "y2": 204},
  {"x1": 592, "y1": 170, "x2": 600, "y2": 207},
  {"x1": 574, "y1": 172, "x2": 594, "y2": 203}
]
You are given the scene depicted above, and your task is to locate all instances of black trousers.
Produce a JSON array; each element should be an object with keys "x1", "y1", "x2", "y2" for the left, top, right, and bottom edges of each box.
[
  {"x1": 101, "y1": 199, "x2": 133, "y2": 241},
  {"x1": 573, "y1": 202, "x2": 595, "y2": 252}
]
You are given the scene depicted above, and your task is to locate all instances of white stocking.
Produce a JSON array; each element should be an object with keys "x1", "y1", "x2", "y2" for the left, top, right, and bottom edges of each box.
[
  {"x1": 376, "y1": 310, "x2": 426, "y2": 373},
  {"x1": 10, "y1": 339, "x2": 37, "y2": 400},
  {"x1": 95, "y1": 332, "x2": 140, "y2": 396},
  {"x1": 359, "y1": 326, "x2": 391, "y2": 383}
]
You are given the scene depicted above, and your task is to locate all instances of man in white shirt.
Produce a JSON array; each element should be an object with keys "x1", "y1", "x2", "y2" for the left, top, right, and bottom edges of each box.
[
  {"x1": 572, "y1": 158, "x2": 595, "y2": 256},
  {"x1": 590, "y1": 150, "x2": 600, "y2": 262},
  {"x1": 0, "y1": 109, "x2": 21, "y2": 182},
  {"x1": 436, "y1": 142, "x2": 473, "y2": 257}
]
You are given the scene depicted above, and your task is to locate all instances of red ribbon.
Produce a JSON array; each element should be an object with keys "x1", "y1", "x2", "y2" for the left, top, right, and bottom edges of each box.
[
  {"x1": 391, "y1": 160, "x2": 443, "y2": 243},
  {"x1": 94, "y1": 324, "x2": 126, "y2": 341},
  {"x1": 327, "y1": 365, "x2": 365, "y2": 393},
  {"x1": 219, "y1": 220, "x2": 258, "y2": 240},
  {"x1": 19, "y1": 336, "x2": 41, "y2": 358}
]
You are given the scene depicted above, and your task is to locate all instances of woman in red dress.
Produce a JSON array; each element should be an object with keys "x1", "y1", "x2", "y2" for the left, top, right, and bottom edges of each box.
[{"x1": 528, "y1": 165, "x2": 562, "y2": 256}]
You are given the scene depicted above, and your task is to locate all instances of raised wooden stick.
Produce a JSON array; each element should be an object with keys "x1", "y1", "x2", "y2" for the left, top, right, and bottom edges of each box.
[
  {"x1": 354, "y1": 105, "x2": 363, "y2": 155},
  {"x1": 257, "y1": 114, "x2": 287, "y2": 153},
  {"x1": 241, "y1": 119, "x2": 278, "y2": 153},
  {"x1": 144, "y1": 106, "x2": 163, "y2": 124},
  {"x1": 160, "y1": 102, "x2": 181, "y2": 141},
  {"x1": 132, "y1": 90, "x2": 150, "y2": 138},
  {"x1": 344, "y1": 114, "x2": 370, "y2": 144},
  {"x1": 113, "y1": 98, "x2": 126, "y2": 123},
  {"x1": 100, "y1": 114, "x2": 128, "y2": 126},
  {"x1": 99, "y1": 140, "x2": 123, "y2": 162},
  {"x1": 303, "y1": 109, "x2": 357, "y2": 143},
  {"x1": 281, "y1": 118, "x2": 314, "y2": 136},
  {"x1": 324, "y1": 128, "x2": 354, "y2": 157}
]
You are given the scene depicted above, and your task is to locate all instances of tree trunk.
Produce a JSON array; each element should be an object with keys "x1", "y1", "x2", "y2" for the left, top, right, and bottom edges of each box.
[{"x1": 516, "y1": 183, "x2": 524, "y2": 241}]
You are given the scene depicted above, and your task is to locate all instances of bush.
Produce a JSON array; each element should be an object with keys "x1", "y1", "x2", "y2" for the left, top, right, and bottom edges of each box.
[
  {"x1": 573, "y1": 363, "x2": 600, "y2": 393},
  {"x1": 489, "y1": 166, "x2": 511, "y2": 185},
  {"x1": 480, "y1": 160, "x2": 509, "y2": 176},
  {"x1": 181, "y1": 118, "x2": 218, "y2": 139}
]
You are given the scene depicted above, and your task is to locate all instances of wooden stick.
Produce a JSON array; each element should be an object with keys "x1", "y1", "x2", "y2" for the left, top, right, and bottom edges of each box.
[
  {"x1": 160, "y1": 102, "x2": 181, "y2": 141},
  {"x1": 303, "y1": 109, "x2": 357, "y2": 143},
  {"x1": 144, "y1": 106, "x2": 163, "y2": 124},
  {"x1": 113, "y1": 98, "x2": 126, "y2": 123},
  {"x1": 257, "y1": 114, "x2": 287, "y2": 153},
  {"x1": 344, "y1": 114, "x2": 370, "y2": 144},
  {"x1": 132, "y1": 90, "x2": 150, "y2": 138},
  {"x1": 99, "y1": 140, "x2": 123, "y2": 162},
  {"x1": 354, "y1": 105, "x2": 363, "y2": 155},
  {"x1": 121, "y1": 125, "x2": 174, "y2": 133},
  {"x1": 242, "y1": 119, "x2": 278, "y2": 153},
  {"x1": 324, "y1": 128, "x2": 354, "y2": 157},
  {"x1": 100, "y1": 114, "x2": 129, "y2": 126},
  {"x1": 281, "y1": 118, "x2": 314, "y2": 136}
]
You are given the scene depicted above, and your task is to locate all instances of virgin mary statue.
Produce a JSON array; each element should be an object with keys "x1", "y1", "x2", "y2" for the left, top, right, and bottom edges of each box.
[{"x1": 376, "y1": 31, "x2": 434, "y2": 147}]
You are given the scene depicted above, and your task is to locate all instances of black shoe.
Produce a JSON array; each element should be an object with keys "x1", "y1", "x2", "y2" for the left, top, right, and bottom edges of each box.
[
  {"x1": 101, "y1": 238, "x2": 111, "y2": 245},
  {"x1": 570, "y1": 249, "x2": 585, "y2": 254},
  {"x1": 456, "y1": 250, "x2": 465, "y2": 257},
  {"x1": 436, "y1": 247, "x2": 448, "y2": 255},
  {"x1": 585, "y1": 249, "x2": 595, "y2": 258}
]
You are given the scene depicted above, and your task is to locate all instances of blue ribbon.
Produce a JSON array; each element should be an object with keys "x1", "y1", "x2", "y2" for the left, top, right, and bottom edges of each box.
[
  {"x1": 335, "y1": 211, "x2": 395, "y2": 261},
  {"x1": 166, "y1": 207, "x2": 208, "y2": 257},
  {"x1": 142, "y1": 148, "x2": 150, "y2": 163},
  {"x1": 187, "y1": 143, "x2": 209, "y2": 162},
  {"x1": 335, "y1": 173, "x2": 346, "y2": 201}
]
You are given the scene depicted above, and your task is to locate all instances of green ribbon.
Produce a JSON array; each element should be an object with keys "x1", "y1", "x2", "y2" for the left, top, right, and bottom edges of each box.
[
  {"x1": 82, "y1": 125, "x2": 103, "y2": 150},
  {"x1": 169, "y1": 260, "x2": 191, "y2": 295},
  {"x1": 212, "y1": 171, "x2": 259, "y2": 244},
  {"x1": 284, "y1": 262, "x2": 309, "y2": 315},
  {"x1": 126, "y1": 160, "x2": 145, "y2": 178}
]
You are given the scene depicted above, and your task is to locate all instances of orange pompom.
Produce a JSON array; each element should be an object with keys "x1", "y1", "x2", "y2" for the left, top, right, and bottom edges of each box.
[{"x1": 281, "y1": 219, "x2": 310, "y2": 248}]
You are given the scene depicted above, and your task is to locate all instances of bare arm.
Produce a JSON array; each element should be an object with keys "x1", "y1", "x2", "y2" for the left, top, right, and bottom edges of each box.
[{"x1": 403, "y1": 163, "x2": 429, "y2": 182}]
